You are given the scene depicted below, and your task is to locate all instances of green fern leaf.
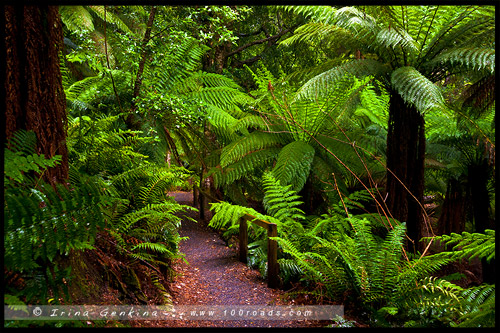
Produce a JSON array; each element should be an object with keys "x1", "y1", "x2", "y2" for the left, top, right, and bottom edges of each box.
[
  {"x1": 271, "y1": 141, "x2": 315, "y2": 192},
  {"x1": 390, "y1": 66, "x2": 446, "y2": 113}
]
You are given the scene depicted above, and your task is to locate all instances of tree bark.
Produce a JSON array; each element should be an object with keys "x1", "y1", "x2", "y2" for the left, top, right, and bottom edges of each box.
[
  {"x1": 467, "y1": 156, "x2": 495, "y2": 284},
  {"x1": 385, "y1": 92, "x2": 426, "y2": 253},
  {"x1": 4, "y1": 5, "x2": 68, "y2": 185},
  {"x1": 468, "y1": 158, "x2": 493, "y2": 234},
  {"x1": 438, "y1": 178, "x2": 467, "y2": 235}
]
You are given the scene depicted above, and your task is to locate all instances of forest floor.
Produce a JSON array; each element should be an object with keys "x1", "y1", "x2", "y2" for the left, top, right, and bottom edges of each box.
[{"x1": 138, "y1": 191, "x2": 331, "y2": 328}]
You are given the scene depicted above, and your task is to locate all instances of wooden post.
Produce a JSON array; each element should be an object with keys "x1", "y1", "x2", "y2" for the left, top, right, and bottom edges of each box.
[
  {"x1": 199, "y1": 172, "x2": 206, "y2": 221},
  {"x1": 239, "y1": 217, "x2": 248, "y2": 263},
  {"x1": 193, "y1": 186, "x2": 199, "y2": 208},
  {"x1": 237, "y1": 215, "x2": 280, "y2": 288},
  {"x1": 267, "y1": 223, "x2": 279, "y2": 288}
]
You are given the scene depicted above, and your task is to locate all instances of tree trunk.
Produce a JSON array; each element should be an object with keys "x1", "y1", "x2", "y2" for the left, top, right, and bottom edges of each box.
[
  {"x1": 4, "y1": 6, "x2": 68, "y2": 185},
  {"x1": 438, "y1": 178, "x2": 467, "y2": 235},
  {"x1": 386, "y1": 92, "x2": 426, "y2": 253},
  {"x1": 468, "y1": 158, "x2": 493, "y2": 234},
  {"x1": 467, "y1": 157, "x2": 495, "y2": 284}
]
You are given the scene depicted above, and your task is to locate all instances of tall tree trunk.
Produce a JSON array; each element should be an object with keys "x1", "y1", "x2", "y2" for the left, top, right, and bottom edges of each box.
[
  {"x1": 467, "y1": 157, "x2": 495, "y2": 284},
  {"x1": 386, "y1": 92, "x2": 426, "y2": 253},
  {"x1": 4, "y1": 6, "x2": 68, "y2": 185},
  {"x1": 438, "y1": 178, "x2": 467, "y2": 235},
  {"x1": 468, "y1": 158, "x2": 493, "y2": 234}
]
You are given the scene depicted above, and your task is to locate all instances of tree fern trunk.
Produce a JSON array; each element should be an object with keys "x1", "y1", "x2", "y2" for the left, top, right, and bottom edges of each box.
[
  {"x1": 438, "y1": 178, "x2": 467, "y2": 235},
  {"x1": 386, "y1": 92, "x2": 425, "y2": 253},
  {"x1": 4, "y1": 6, "x2": 68, "y2": 185},
  {"x1": 467, "y1": 157, "x2": 495, "y2": 284},
  {"x1": 468, "y1": 158, "x2": 493, "y2": 234}
]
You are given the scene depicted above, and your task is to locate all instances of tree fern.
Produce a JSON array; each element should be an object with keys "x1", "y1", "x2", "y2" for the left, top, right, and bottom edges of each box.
[
  {"x1": 217, "y1": 66, "x2": 387, "y2": 198},
  {"x1": 213, "y1": 147, "x2": 280, "y2": 188},
  {"x1": 219, "y1": 131, "x2": 286, "y2": 168},
  {"x1": 262, "y1": 173, "x2": 305, "y2": 222},
  {"x1": 271, "y1": 141, "x2": 315, "y2": 192},
  {"x1": 390, "y1": 66, "x2": 447, "y2": 113},
  {"x1": 294, "y1": 60, "x2": 390, "y2": 101},
  {"x1": 279, "y1": 6, "x2": 494, "y2": 241}
]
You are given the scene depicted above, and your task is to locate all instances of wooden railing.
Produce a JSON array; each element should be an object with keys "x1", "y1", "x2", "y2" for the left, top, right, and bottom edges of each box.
[
  {"x1": 194, "y1": 185, "x2": 280, "y2": 288},
  {"x1": 238, "y1": 214, "x2": 279, "y2": 288}
]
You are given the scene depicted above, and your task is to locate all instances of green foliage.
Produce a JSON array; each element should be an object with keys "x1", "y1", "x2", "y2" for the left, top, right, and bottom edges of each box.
[
  {"x1": 208, "y1": 173, "x2": 491, "y2": 327},
  {"x1": 280, "y1": 4, "x2": 495, "y2": 135},
  {"x1": 67, "y1": 114, "x2": 155, "y2": 175},
  {"x1": 390, "y1": 66, "x2": 446, "y2": 113},
  {"x1": 60, "y1": 6, "x2": 133, "y2": 35},
  {"x1": 271, "y1": 141, "x2": 315, "y2": 192},
  {"x1": 4, "y1": 130, "x2": 62, "y2": 184},
  {"x1": 456, "y1": 284, "x2": 495, "y2": 327},
  {"x1": 215, "y1": 65, "x2": 389, "y2": 202},
  {"x1": 4, "y1": 132, "x2": 109, "y2": 273},
  {"x1": 425, "y1": 229, "x2": 495, "y2": 263},
  {"x1": 106, "y1": 164, "x2": 196, "y2": 267},
  {"x1": 262, "y1": 173, "x2": 305, "y2": 222},
  {"x1": 271, "y1": 217, "x2": 480, "y2": 327},
  {"x1": 13, "y1": 6, "x2": 492, "y2": 328},
  {"x1": 4, "y1": 181, "x2": 109, "y2": 272},
  {"x1": 4, "y1": 132, "x2": 114, "y2": 304}
]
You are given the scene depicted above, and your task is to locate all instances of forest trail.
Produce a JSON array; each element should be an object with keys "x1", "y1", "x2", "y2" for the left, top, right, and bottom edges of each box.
[{"x1": 157, "y1": 191, "x2": 319, "y2": 328}]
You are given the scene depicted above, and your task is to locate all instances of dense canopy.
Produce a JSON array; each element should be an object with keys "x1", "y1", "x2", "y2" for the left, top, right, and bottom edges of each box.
[{"x1": 3, "y1": 5, "x2": 495, "y2": 328}]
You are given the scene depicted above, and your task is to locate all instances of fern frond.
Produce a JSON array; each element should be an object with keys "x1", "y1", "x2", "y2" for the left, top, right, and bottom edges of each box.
[
  {"x1": 4, "y1": 132, "x2": 62, "y2": 185},
  {"x1": 131, "y1": 242, "x2": 175, "y2": 256},
  {"x1": 428, "y1": 47, "x2": 495, "y2": 73},
  {"x1": 87, "y1": 6, "x2": 133, "y2": 35},
  {"x1": 4, "y1": 180, "x2": 108, "y2": 271},
  {"x1": 280, "y1": 5, "x2": 337, "y2": 22},
  {"x1": 427, "y1": 229, "x2": 495, "y2": 263},
  {"x1": 209, "y1": 201, "x2": 271, "y2": 230},
  {"x1": 376, "y1": 26, "x2": 418, "y2": 53},
  {"x1": 214, "y1": 147, "x2": 280, "y2": 187},
  {"x1": 152, "y1": 39, "x2": 209, "y2": 90},
  {"x1": 219, "y1": 131, "x2": 285, "y2": 168},
  {"x1": 397, "y1": 252, "x2": 453, "y2": 293},
  {"x1": 6, "y1": 129, "x2": 37, "y2": 155},
  {"x1": 262, "y1": 173, "x2": 305, "y2": 222},
  {"x1": 271, "y1": 141, "x2": 315, "y2": 192},
  {"x1": 59, "y1": 6, "x2": 95, "y2": 32},
  {"x1": 422, "y1": 7, "x2": 495, "y2": 62},
  {"x1": 295, "y1": 60, "x2": 389, "y2": 100},
  {"x1": 457, "y1": 284, "x2": 495, "y2": 327},
  {"x1": 390, "y1": 66, "x2": 446, "y2": 113},
  {"x1": 232, "y1": 115, "x2": 270, "y2": 134}
]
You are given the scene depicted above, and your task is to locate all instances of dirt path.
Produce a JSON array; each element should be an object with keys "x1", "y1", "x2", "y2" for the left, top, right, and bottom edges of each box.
[{"x1": 157, "y1": 192, "x2": 321, "y2": 328}]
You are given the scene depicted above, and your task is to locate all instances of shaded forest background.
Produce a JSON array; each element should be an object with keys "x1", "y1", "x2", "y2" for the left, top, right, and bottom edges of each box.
[{"x1": 3, "y1": 4, "x2": 495, "y2": 328}]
